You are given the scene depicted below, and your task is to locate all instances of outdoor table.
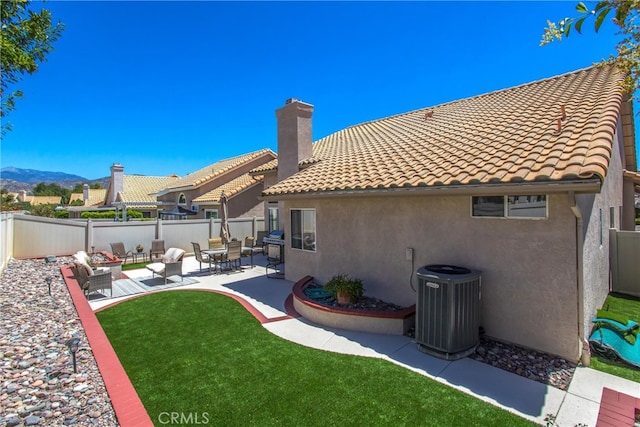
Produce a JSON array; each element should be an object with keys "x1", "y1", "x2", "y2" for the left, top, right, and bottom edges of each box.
[
  {"x1": 132, "y1": 252, "x2": 148, "y2": 264},
  {"x1": 203, "y1": 249, "x2": 227, "y2": 273}
]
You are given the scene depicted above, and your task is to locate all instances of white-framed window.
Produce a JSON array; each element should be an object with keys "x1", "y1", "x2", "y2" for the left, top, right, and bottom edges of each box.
[
  {"x1": 204, "y1": 209, "x2": 219, "y2": 219},
  {"x1": 291, "y1": 208, "x2": 316, "y2": 252},
  {"x1": 268, "y1": 205, "x2": 279, "y2": 232},
  {"x1": 178, "y1": 193, "x2": 186, "y2": 205},
  {"x1": 472, "y1": 195, "x2": 547, "y2": 219}
]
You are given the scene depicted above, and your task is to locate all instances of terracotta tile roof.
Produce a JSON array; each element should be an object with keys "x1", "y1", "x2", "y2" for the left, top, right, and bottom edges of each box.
[
  {"x1": 24, "y1": 196, "x2": 62, "y2": 205},
  {"x1": 70, "y1": 189, "x2": 107, "y2": 207},
  {"x1": 192, "y1": 173, "x2": 262, "y2": 203},
  {"x1": 263, "y1": 65, "x2": 633, "y2": 197},
  {"x1": 250, "y1": 158, "x2": 278, "y2": 175},
  {"x1": 116, "y1": 175, "x2": 180, "y2": 207},
  {"x1": 165, "y1": 149, "x2": 275, "y2": 189},
  {"x1": 88, "y1": 189, "x2": 107, "y2": 207}
]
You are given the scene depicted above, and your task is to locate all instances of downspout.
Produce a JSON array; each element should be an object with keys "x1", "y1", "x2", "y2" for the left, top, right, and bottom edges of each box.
[{"x1": 568, "y1": 191, "x2": 590, "y2": 366}]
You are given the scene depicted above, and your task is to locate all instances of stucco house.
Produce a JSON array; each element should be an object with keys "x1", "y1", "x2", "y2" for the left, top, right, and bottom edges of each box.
[
  {"x1": 66, "y1": 163, "x2": 181, "y2": 219},
  {"x1": 69, "y1": 186, "x2": 107, "y2": 208},
  {"x1": 257, "y1": 65, "x2": 638, "y2": 362},
  {"x1": 156, "y1": 149, "x2": 276, "y2": 220}
]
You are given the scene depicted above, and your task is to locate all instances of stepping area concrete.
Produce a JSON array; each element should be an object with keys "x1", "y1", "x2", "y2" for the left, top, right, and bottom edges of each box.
[{"x1": 90, "y1": 254, "x2": 640, "y2": 426}]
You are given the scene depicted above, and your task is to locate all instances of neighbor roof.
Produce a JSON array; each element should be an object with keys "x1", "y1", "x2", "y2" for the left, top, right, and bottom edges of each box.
[
  {"x1": 115, "y1": 175, "x2": 180, "y2": 208},
  {"x1": 23, "y1": 195, "x2": 62, "y2": 205},
  {"x1": 192, "y1": 173, "x2": 262, "y2": 204},
  {"x1": 263, "y1": 65, "x2": 634, "y2": 198},
  {"x1": 69, "y1": 189, "x2": 107, "y2": 207},
  {"x1": 164, "y1": 149, "x2": 275, "y2": 191}
]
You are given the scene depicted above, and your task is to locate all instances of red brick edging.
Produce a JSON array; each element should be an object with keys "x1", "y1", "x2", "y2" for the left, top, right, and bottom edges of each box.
[
  {"x1": 61, "y1": 265, "x2": 153, "y2": 427},
  {"x1": 596, "y1": 387, "x2": 640, "y2": 427}
]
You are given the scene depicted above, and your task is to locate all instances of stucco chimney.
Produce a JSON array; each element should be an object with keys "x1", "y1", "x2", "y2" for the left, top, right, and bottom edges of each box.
[
  {"x1": 18, "y1": 190, "x2": 27, "y2": 202},
  {"x1": 83, "y1": 184, "x2": 89, "y2": 206},
  {"x1": 107, "y1": 163, "x2": 124, "y2": 205},
  {"x1": 276, "y1": 98, "x2": 313, "y2": 182}
]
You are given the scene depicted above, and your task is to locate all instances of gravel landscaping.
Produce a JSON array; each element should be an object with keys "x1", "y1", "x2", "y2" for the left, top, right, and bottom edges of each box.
[{"x1": 0, "y1": 257, "x2": 117, "y2": 426}]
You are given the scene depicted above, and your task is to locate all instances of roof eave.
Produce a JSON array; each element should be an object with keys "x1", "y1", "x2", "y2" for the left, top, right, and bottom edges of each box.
[{"x1": 260, "y1": 179, "x2": 602, "y2": 201}]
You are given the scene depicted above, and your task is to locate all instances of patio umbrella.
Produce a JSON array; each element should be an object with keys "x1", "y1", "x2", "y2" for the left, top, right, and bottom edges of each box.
[{"x1": 219, "y1": 191, "x2": 231, "y2": 244}]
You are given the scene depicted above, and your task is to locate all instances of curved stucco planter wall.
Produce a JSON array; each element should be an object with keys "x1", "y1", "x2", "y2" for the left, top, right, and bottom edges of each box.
[{"x1": 292, "y1": 276, "x2": 415, "y2": 335}]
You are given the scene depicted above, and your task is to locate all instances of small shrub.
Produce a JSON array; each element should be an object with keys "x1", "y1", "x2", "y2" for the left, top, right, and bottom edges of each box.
[{"x1": 323, "y1": 273, "x2": 364, "y2": 303}]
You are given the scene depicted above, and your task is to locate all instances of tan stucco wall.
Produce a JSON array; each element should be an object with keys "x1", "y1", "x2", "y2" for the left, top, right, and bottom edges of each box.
[
  {"x1": 578, "y1": 125, "x2": 625, "y2": 358},
  {"x1": 282, "y1": 193, "x2": 580, "y2": 360}
]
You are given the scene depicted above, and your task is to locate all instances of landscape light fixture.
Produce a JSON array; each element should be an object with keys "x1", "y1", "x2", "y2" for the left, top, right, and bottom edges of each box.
[
  {"x1": 45, "y1": 276, "x2": 52, "y2": 296},
  {"x1": 65, "y1": 337, "x2": 81, "y2": 373}
]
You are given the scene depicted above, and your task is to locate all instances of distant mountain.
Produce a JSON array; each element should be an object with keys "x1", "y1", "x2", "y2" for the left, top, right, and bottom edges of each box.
[
  {"x1": 0, "y1": 167, "x2": 87, "y2": 183},
  {"x1": 0, "y1": 167, "x2": 109, "y2": 192}
]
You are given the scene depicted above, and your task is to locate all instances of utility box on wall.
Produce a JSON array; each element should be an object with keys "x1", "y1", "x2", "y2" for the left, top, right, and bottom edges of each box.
[{"x1": 415, "y1": 264, "x2": 481, "y2": 360}]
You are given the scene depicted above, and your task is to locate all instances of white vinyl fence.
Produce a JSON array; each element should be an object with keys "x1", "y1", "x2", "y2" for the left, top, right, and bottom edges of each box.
[
  {"x1": 610, "y1": 229, "x2": 640, "y2": 297},
  {"x1": 1, "y1": 213, "x2": 264, "y2": 267}
]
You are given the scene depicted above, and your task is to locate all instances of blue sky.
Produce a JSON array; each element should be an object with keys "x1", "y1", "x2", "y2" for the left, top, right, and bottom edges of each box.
[{"x1": 1, "y1": 1, "x2": 634, "y2": 180}]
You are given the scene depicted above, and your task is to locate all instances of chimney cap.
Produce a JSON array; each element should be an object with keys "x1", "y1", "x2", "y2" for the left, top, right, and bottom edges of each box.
[{"x1": 285, "y1": 98, "x2": 300, "y2": 105}]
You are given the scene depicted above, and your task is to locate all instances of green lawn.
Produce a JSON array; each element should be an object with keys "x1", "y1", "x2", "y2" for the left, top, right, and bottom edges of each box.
[
  {"x1": 121, "y1": 261, "x2": 150, "y2": 271},
  {"x1": 97, "y1": 291, "x2": 535, "y2": 427},
  {"x1": 589, "y1": 292, "x2": 640, "y2": 383}
]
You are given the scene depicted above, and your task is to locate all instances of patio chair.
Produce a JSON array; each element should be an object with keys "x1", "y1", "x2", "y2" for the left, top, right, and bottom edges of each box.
[
  {"x1": 208, "y1": 237, "x2": 224, "y2": 250},
  {"x1": 191, "y1": 242, "x2": 212, "y2": 273},
  {"x1": 256, "y1": 230, "x2": 268, "y2": 252},
  {"x1": 149, "y1": 239, "x2": 165, "y2": 262},
  {"x1": 110, "y1": 242, "x2": 133, "y2": 265},
  {"x1": 241, "y1": 236, "x2": 261, "y2": 267},
  {"x1": 71, "y1": 262, "x2": 112, "y2": 297},
  {"x1": 145, "y1": 247, "x2": 185, "y2": 284},
  {"x1": 225, "y1": 240, "x2": 242, "y2": 271}
]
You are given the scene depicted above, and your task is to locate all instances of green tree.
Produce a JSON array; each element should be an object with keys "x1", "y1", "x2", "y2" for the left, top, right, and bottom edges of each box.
[
  {"x1": 72, "y1": 182, "x2": 103, "y2": 193},
  {"x1": 32, "y1": 182, "x2": 71, "y2": 204},
  {"x1": 1, "y1": 0, "x2": 64, "y2": 133},
  {"x1": 28, "y1": 203, "x2": 56, "y2": 218},
  {"x1": 541, "y1": 1, "x2": 639, "y2": 97}
]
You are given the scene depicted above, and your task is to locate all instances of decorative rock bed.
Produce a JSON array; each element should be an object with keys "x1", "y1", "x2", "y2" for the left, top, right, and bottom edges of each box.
[
  {"x1": 0, "y1": 257, "x2": 117, "y2": 426},
  {"x1": 292, "y1": 276, "x2": 416, "y2": 335}
]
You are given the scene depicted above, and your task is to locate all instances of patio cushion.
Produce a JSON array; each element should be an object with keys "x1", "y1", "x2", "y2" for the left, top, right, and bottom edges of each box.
[
  {"x1": 162, "y1": 248, "x2": 185, "y2": 263},
  {"x1": 146, "y1": 262, "x2": 165, "y2": 275},
  {"x1": 74, "y1": 260, "x2": 94, "y2": 276},
  {"x1": 73, "y1": 251, "x2": 94, "y2": 276}
]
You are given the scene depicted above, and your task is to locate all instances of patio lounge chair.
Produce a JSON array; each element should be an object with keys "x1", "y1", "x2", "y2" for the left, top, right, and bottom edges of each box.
[
  {"x1": 110, "y1": 242, "x2": 133, "y2": 265},
  {"x1": 149, "y1": 240, "x2": 165, "y2": 262},
  {"x1": 589, "y1": 315, "x2": 640, "y2": 369},
  {"x1": 145, "y1": 247, "x2": 185, "y2": 284},
  {"x1": 191, "y1": 242, "x2": 212, "y2": 273},
  {"x1": 71, "y1": 261, "x2": 112, "y2": 297}
]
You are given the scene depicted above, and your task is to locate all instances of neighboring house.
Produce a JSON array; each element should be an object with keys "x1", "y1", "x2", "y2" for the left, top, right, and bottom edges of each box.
[
  {"x1": 67, "y1": 164, "x2": 181, "y2": 219},
  {"x1": 16, "y1": 190, "x2": 61, "y2": 205},
  {"x1": 104, "y1": 164, "x2": 181, "y2": 218},
  {"x1": 156, "y1": 149, "x2": 276, "y2": 220},
  {"x1": 257, "y1": 65, "x2": 638, "y2": 362},
  {"x1": 69, "y1": 187, "x2": 107, "y2": 207}
]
